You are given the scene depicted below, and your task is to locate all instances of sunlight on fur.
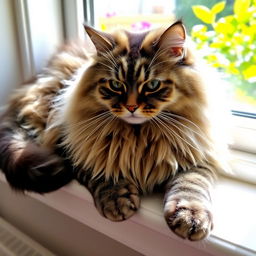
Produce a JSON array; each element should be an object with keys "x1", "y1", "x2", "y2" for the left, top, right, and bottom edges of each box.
[{"x1": 0, "y1": 21, "x2": 230, "y2": 241}]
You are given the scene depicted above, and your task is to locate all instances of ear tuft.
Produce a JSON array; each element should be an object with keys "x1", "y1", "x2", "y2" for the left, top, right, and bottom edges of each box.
[
  {"x1": 84, "y1": 24, "x2": 114, "y2": 54},
  {"x1": 155, "y1": 21, "x2": 186, "y2": 58}
]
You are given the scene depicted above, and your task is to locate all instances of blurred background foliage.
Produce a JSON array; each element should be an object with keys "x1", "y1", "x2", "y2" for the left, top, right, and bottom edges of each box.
[
  {"x1": 96, "y1": 0, "x2": 256, "y2": 111},
  {"x1": 178, "y1": 0, "x2": 256, "y2": 108}
]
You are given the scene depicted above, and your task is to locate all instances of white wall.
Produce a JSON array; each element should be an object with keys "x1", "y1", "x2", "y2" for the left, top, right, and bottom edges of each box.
[
  {"x1": 0, "y1": 0, "x2": 22, "y2": 106},
  {"x1": 26, "y1": 0, "x2": 64, "y2": 74},
  {"x1": 0, "y1": 0, "x2": 64, "y2": 107}
]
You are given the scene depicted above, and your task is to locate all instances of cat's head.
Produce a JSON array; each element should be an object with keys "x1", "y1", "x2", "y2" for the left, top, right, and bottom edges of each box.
[{"x1": 82, "y1": 21, "x2": 205, "y2": 124}]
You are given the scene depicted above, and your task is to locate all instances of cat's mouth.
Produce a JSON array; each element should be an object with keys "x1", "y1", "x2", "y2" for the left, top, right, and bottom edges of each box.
[{"x1": 120, "y1": 113, "x2": 149, "y2": 124}]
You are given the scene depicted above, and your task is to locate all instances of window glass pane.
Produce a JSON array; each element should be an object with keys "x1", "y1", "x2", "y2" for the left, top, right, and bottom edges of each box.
[
  {"x1": 93, "y1": 0, "x2": 175, "y2": 31},
  {"x1": 91, "y1": 0, "x2": 256, "y2": 114}
]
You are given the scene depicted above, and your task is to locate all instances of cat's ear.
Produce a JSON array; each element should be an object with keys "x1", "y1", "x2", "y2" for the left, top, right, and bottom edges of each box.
[
  {"x1": 155, "y1": 21, "x2": 186, "y2": 58},
  {"x1": 84, "y1": 24, "x2": 114, "y2": 54}
]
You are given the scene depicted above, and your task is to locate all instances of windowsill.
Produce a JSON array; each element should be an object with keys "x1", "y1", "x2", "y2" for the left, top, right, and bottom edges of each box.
[
  {"x1": 0, "y1": 171, "x2": 255, "y2": 256},
  {"x1": 211, "y1": 177, "x2": 256, "y2": 253}
]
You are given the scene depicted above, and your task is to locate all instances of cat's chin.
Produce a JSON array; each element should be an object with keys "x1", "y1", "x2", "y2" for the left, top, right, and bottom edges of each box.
[{"x1": 120, "y1": 115, "x2": 149, "y2": 124}]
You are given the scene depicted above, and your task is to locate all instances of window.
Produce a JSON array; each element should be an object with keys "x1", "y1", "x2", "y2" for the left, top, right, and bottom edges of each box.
[
  {"x1": 85, "y1": 0, "x2": 256, "y2": 116},
  {"x1": 15, "y1": 0, "x2": 64, "y2": 81},
  {"x1": 82, "y1": 0, "x2": 256, "y2": 182}
]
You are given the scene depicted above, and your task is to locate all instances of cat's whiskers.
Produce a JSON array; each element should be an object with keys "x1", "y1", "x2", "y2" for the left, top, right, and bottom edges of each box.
[
  {"x1": 161, "y1": 111, "x2": 206, "y2": 135},
  {"x1": 68, "y1": 113, "x2": 114, "y2": 166},
  {"x1": 158, "y1": 113, "x2": 213, "y2": 147},
  {"x1": 147, "y1": 46, "x2": 172, "y2": 71},
  {"x1": 95, "y1": 68, "x2": 113, "y2": 73},
  {"x1": 150, "y1": 118, "x2": 165, "y2": 138},
  {"x1": 74, "y1": 112, "x2": 112, "y2": 138},
  {"x1": 147, "y1": 43, "x2": 182, "y2": 73},
  {"x1": 150, "y1": 60, "x2": 173, "y2": 70},
  {"x1": 69, "y1": 111, "x2": 111, "y2": 128},
  {"x1": 154, "y1": 116, "x2": 203, "y2": 158},
  {"x1": 147, "y1": 46, "x2": 167, "y2": 70},
  {"x1": 79, "y1": 114, "x2": 114, "y2": 143},
  {"x1": 94, "y1": 115, "x2": 117, "y2": 143},
  {"x1": 94, "y1": 40, "x2": 118, "y2": 69},
  {"x1": 68, "y1": 115, "x2": 110, "y2": 136},
  {"x1": 101, "y1": 54, "x2": 118, "y2": 70},
  {"x1": 81, "y1": 116, "x2": 113, "y2": 144},
  {"x1": 157, "y1": 115, "x2": 201, "y2": 150},
  {"x1": 150, "y1": 117, "x2": 174, "y2": 142},
  {"x1": 96, "y1": 61, "x2": 116, "y2": 73},
  {"x1": 102, "y1": 51, "x2": 118, "y2": 69},
  {"x1": 75, "y1": 113, "x2": 110, "y2": 133},
  {"x1": 153, "y1": 116, "x2": 190, "y2": 157}
]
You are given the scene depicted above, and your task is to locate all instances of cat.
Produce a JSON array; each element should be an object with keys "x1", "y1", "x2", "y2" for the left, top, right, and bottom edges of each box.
[{"x1": 0, "y1": 21, "x2": 227, "y2": 241}]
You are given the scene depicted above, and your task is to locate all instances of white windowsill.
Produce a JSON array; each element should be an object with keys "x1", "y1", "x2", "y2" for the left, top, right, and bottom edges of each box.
[{"x1": 0, "y1": 171, "x2": 255, "y2": 256}]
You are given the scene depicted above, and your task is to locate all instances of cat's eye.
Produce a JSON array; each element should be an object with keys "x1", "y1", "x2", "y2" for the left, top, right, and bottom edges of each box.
[
  {"x1": 99, "y1": 78, "x2": 107, "y2": 83},
  {"x1": 109, "y1": 80, "x2": 123, "y2": 91},
  {"x1": 146, "y1": 80, "x2": 161, "y2": 91}
]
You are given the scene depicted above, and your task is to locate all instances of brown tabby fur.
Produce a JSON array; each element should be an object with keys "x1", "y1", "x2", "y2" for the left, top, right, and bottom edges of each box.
[
  {"x1": 0, "y1": 21, "x2": 228, "y2": 240},
  {"x1": 45, "y1": 23, "x2": 223, "y2": 191}
]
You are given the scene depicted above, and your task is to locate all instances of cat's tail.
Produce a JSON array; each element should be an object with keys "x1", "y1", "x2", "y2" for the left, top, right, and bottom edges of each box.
[{"x1": 0, "y1": 121, "x2": 73, "y2": 193}]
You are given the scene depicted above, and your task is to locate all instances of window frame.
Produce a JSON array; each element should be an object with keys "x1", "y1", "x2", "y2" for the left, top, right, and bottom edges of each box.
[
  {"x1": 62, "y1": 0, "x2": 85, "y2": 41},
  {"x1": 14, "y1": 0, "x2": 64, "y2": 82},
  {"x1": 230, "y1": 114, "x2": 256, "y2": 153}
]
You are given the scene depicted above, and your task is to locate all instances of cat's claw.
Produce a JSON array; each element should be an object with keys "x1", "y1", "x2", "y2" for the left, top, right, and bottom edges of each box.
[
  {"x1": 164, "y1": 199, "x2": 213, "y2": 241},
  {"x1": 94, "y1": 182, "x2": 140, "y2": 221}
]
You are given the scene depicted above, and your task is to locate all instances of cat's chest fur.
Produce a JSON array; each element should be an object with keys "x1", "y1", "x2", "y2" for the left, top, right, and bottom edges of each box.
[{"x1": 62, "y1": 118, "x2": 202, "y2": 191}]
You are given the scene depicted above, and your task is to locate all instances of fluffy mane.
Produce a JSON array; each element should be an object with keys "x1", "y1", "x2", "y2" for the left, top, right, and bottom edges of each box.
[
  {"x1": 45, "y1": 23, "x2": 225, "y2": 191},
  {"x1": 0, "y1": 21, "x2": 229, "y2": 240}
]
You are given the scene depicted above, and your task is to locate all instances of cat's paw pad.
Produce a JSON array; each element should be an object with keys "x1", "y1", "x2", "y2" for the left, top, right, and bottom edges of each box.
[
  {"x1": 95, "y1": 183, "x2": 140, "y2": 221},
  {"x1": 164, "y1": 199, "x2": 213, "y2": 241}
]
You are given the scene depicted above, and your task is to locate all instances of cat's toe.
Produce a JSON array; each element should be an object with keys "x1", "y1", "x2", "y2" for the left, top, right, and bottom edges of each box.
[
  {"x1": 164, "y1": 199, "x2": 213, "y2": 241},
  {"x1": 95, "y1": 183, "x2": 140, "y2": 221}
]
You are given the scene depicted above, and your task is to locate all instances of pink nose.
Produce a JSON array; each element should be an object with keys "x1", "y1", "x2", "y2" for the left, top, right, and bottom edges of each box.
[{"x1": 125, "y1": 104, "x2": 139, "y2": 113}]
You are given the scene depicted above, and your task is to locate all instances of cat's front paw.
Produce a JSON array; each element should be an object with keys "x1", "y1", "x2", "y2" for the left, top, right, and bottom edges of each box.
[
  {"x1": 164, "y1": 199, "x2": 213, "y2": 241},
  {"x1": 94, "y1": 182, "x2": 140, "y2": 221}
]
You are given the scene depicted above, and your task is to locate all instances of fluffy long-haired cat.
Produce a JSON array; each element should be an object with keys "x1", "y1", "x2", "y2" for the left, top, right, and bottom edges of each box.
[{"x1": 0, "y1": 21, "x2": 227, "y2": 241}]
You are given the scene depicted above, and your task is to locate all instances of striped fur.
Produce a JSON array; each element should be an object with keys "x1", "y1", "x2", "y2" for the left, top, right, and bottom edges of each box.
[
  {"x1": 0, "y1": 21, "x2": 228, "y2": 240},
  {"x1": 164, "y1": 164, "x2": 216, "y2": 240}
]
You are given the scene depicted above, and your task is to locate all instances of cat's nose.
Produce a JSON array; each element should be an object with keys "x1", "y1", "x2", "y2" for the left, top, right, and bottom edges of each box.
[{"x1": 125, "y1": 104, "x2": 139, "y2": 113}]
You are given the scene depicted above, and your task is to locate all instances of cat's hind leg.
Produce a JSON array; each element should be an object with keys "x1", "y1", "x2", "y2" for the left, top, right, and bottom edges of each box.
[
  {"x1": 0, "y1": 127, "x2": 73, "y2": 193},
  {"x1": 163, "y1": 165, "x2": 216, "y2": 241}
]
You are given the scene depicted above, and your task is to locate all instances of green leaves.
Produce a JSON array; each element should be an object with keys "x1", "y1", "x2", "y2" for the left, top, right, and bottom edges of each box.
[
  {"x1": 243, "y1": 65, "x2": 256, "y2": 80},
  {"x1": 191, "y1": 0, "x2": 256, "y2": 105},
  {"x1": 234, "y1": 0, "x2": 251, "y2": 22},
  {"x1": 192, "y1": 1, "x2": 226, "y2": 24},
  {"x1": 192, "y1": 6, "x2": 215, "y2": 24},
  {"x1": 214, "y1": 16, "x2": 236, "y2": 35},
  {"x1": 212, "y1": 1, "x2": 226, "y2": 14}
]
